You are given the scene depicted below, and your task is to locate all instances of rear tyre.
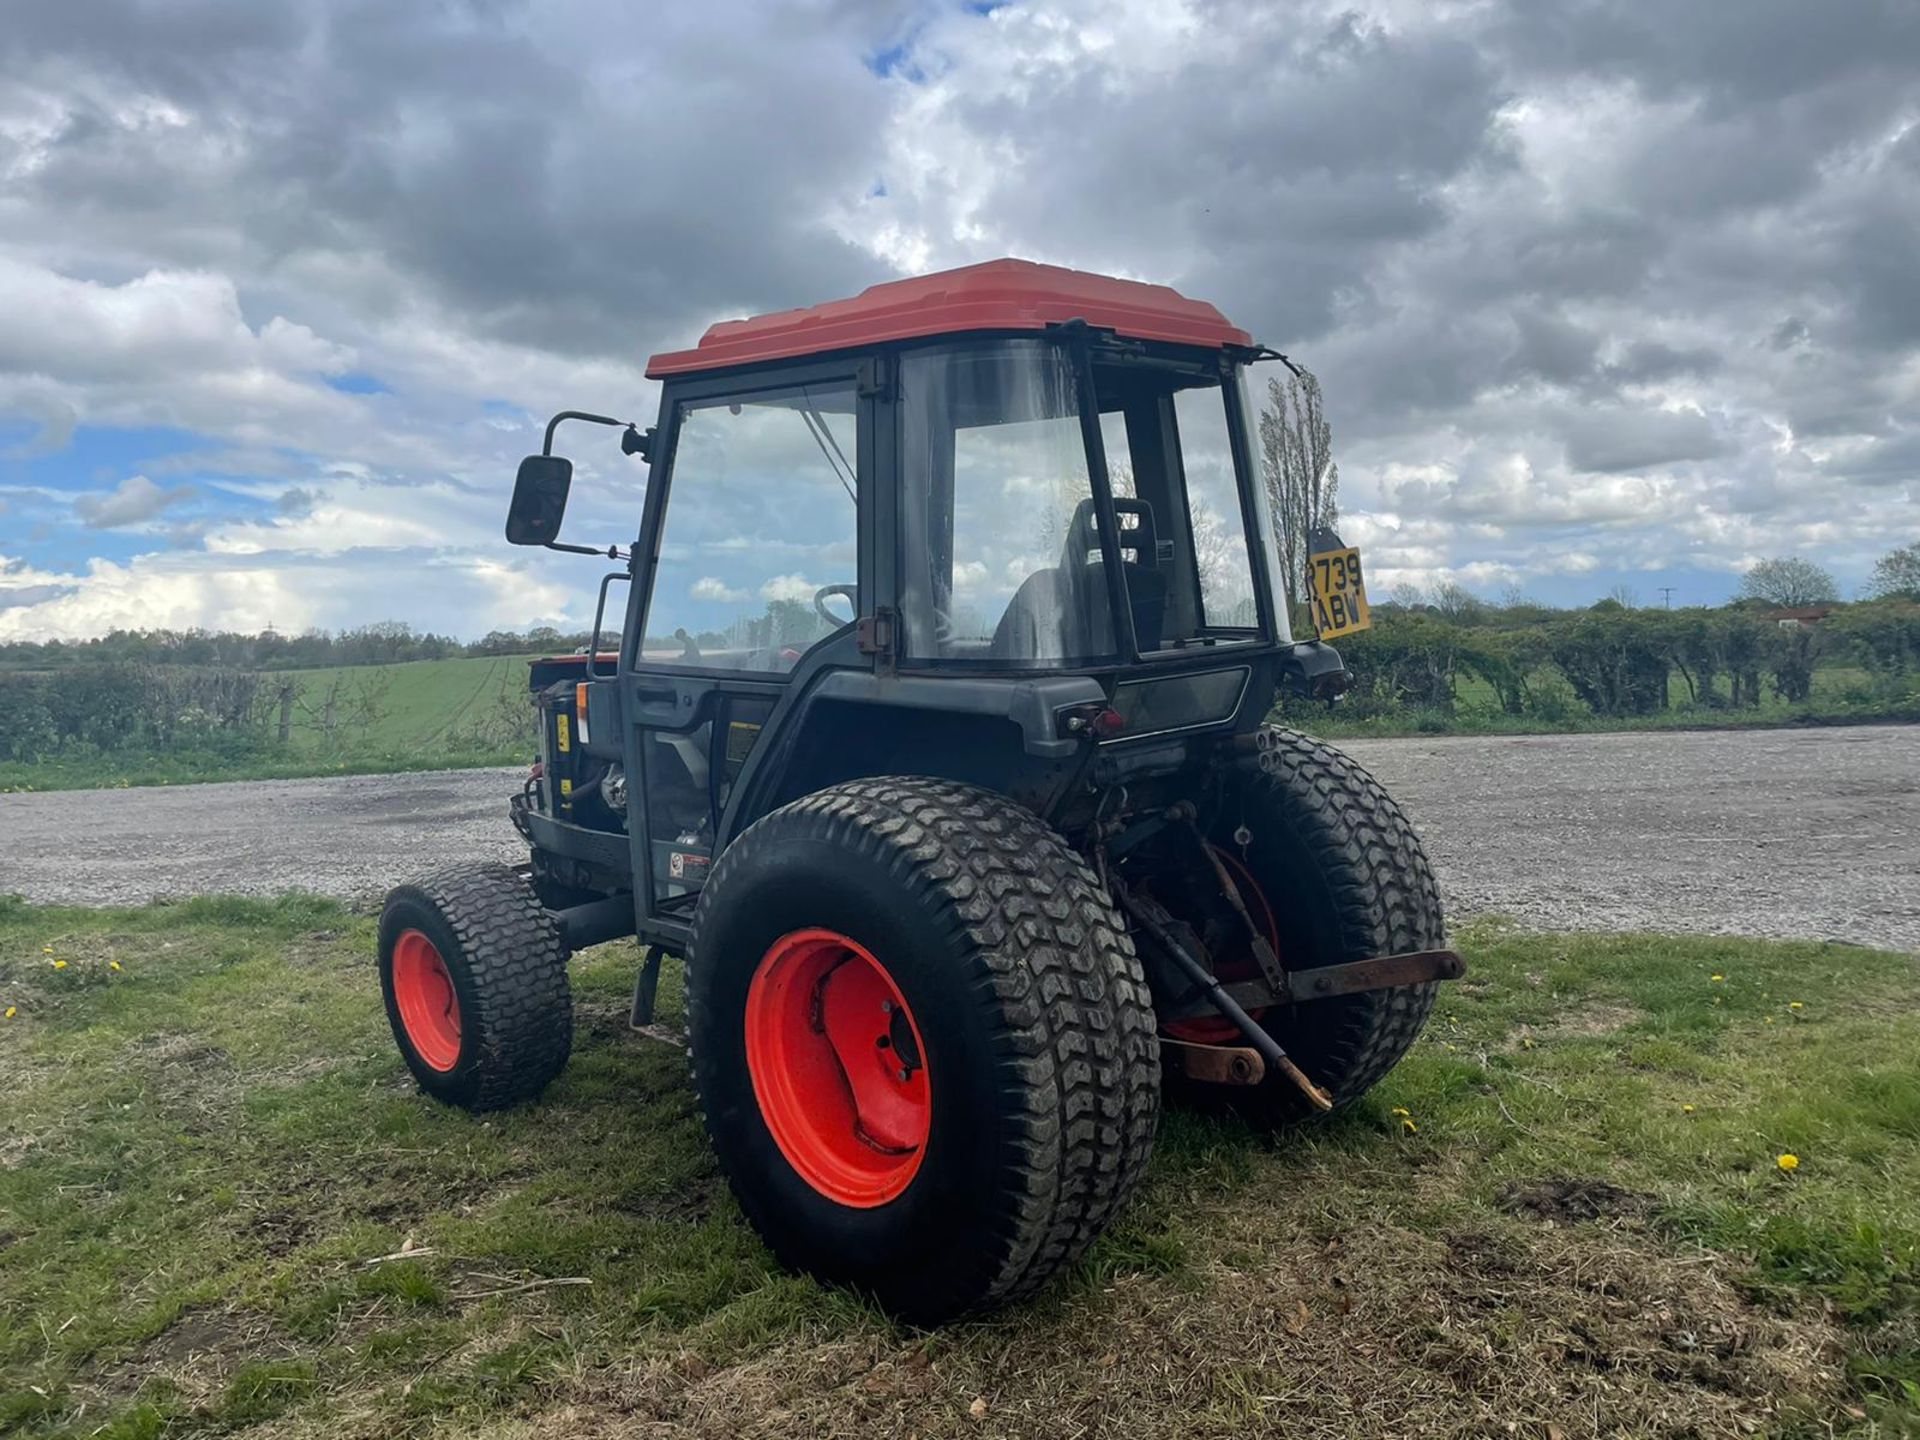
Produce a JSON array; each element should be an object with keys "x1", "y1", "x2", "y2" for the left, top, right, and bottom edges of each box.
[
  {"x1": 1190, "y1": 726, "x2": 1445, "y2": 1124},
  {"x1": 687, "y1": 777, "x2": 1160, "y2": 1325},
  {"x1": 378, "y1": 866, "x2": 573, "y2": 1112}
]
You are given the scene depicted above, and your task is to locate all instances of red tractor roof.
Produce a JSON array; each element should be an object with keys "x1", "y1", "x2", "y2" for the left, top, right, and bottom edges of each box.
[{"x1": 644, "y1": 258, "x2": 1253, "y2": 378}]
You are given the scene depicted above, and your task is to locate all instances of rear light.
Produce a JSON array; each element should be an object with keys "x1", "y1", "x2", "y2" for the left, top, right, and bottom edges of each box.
[
  {"x1": 1057, "y1": 702, "x2": 1128, "y2": 739},
  {"x1": 575, "y1": 682, "x2": 591, "y2": 744}
]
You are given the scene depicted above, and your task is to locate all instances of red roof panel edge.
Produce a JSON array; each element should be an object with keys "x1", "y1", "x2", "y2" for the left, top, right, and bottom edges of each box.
[{"x1": 645, "y1": 257, "x2": 1253, "y2": 378}]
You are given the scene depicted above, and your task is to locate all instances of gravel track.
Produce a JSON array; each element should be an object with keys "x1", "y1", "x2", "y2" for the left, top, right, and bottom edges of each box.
[{"x1": 4, "y1": 725, "x2": 1915, "y2": 950}]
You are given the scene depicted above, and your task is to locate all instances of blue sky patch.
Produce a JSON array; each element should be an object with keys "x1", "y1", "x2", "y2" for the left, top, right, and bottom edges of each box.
[
  {"x1": 325, "y1": 371, "x2": 391, "y2": 395},
  {"x1": 1, "y1": 424, "x2": 206, "y2": 493}
]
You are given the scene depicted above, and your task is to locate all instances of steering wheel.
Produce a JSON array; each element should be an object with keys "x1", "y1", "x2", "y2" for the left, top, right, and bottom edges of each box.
[{"x1": 812, "y1": 584, "x2": 857, "y2": 628}]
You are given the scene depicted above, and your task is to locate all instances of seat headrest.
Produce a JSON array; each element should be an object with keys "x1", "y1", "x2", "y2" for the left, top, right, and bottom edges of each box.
[{"x1": 1064, "y1": 497, "x2": 1160, "y2": 570}]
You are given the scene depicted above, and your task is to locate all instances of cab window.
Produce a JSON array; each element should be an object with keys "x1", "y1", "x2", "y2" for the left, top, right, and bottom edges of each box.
[{"x1": 643, "y1": 382, "x2": 859, "y2": 673}]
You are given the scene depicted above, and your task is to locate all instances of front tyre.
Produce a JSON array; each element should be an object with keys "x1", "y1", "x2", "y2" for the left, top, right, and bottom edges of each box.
[
  {"x1": 687, "y1": 778, "x2": 1160, "y2": 1325},
  {"x1": 377, "y1": 866, "x2": 573, "y2": 1112}
]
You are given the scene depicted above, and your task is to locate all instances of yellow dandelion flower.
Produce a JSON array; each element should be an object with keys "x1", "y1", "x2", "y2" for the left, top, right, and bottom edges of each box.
[
  {"x1": 42, "y1": 945, "x2": 54, "y2": 954},
  {"x1": 1788, "y1": 1001, "x2": 1803, "y2": 1011},
  {"x1": 4, "y1": 1006, "x2": 15, "y2": 1019},
  {"x1": 1709, "y1": 973, "x2": 1724, "y2": 982},
  {"x1": 109, "y1": 960, "x2": 122, "y2": 972},
  {"x1": 51, "y1": 960, "x2": 67, "y2": 970},
  {"x1": 1776, "y1": 1153, "x2": 1799, "y2": 1172},
  {"x1": 1682, "y1": 1104, "x2": 1695, "y2": 1114},
  {"x1": 1391, "y1": 1107, "x2": 1411, "y2": 1117},
  {"x1": 1401, "y1": 1117, "x2": 1418, "y2": 1135}
]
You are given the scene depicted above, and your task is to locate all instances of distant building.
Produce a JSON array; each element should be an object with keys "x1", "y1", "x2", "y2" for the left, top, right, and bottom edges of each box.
[{"x1": 1767, "y1": 605, "x2": 1835, "y2": 629}]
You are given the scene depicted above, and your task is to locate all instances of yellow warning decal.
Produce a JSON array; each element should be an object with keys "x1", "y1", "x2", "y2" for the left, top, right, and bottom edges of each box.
[{"x1": 556, "y1": 713, "x2": 571, "y2": 752}]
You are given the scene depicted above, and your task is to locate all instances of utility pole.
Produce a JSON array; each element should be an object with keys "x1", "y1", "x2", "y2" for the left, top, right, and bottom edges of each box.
[{"x1": 1659, "y1": 586, "x2": 1674, "y2": 609}]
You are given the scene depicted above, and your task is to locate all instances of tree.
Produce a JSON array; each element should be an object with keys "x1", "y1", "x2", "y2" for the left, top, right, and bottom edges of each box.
[
  {"x1": 1737, "y1": 556, "x2": 1837, "y2": 608},
  {"x1": 1866, "y1": 542, "x2": 1920, "y2": 601},
  {"x1": 1430, "y1": 581, "x2": 1484, "y2": 624},
  {"x1": 1257, "y1": 367, "x2": 1339, "y2": 622}
]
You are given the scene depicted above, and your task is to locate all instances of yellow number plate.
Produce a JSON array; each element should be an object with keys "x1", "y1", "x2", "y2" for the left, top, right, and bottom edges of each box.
[{"x1": 1309, "y1": 545, "x2": 1372, "y2": 639}]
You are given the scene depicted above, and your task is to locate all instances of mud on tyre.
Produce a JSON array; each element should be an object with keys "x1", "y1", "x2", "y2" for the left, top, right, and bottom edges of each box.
[{"x1": 686, "y1": 777, "x2": 1161, "y2": 1326}]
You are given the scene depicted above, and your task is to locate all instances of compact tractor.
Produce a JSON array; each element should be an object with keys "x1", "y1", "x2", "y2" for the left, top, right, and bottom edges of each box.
[{"x1": 378, "y1": 259, "x2": 1460, "y2": 1324}]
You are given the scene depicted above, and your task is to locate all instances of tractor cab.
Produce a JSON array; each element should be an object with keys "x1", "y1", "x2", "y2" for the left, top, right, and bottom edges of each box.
[{"x1": 506, "y1": 260, "x2": 1350, "y2": 947}]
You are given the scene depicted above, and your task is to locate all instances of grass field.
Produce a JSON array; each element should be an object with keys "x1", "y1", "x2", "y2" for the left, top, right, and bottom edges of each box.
[
  {"x1": 279, "y1": 655, "x2": 533, "y2": 752},
  {"x1": 2, "y1": 898, "x2": 1915, "y2": 1437},
  {"x1": 3, "y1": 649, "x2": 1914, "y2": 793},
  {"x1": 0, "y1": 656, "x2": 537, "y2": 793}
]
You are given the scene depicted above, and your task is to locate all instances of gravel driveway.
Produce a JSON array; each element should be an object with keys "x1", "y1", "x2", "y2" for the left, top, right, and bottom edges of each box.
[{"x1": 6, "y1": 725, "x2": 1915, "y2": 951}]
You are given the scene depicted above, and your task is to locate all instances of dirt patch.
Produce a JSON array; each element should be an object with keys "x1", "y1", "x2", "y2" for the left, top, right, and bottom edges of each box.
[
  {"x1": 441, "y1": 1191, "x2": 1845, "y2": 1440},
  {"x1": 83, "y1": 1305, "x2": 292, "y2": 1409},
  {"x1": 1500, "y1": 1176, "x2": 1652, "y2": 1225},
  {"x1": 1545, "y1": 999, "x2": 1645, "y2": 1040}
]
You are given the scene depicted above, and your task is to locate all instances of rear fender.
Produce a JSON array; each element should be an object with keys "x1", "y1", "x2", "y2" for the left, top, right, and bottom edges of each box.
[{"x1": 720, "y1": 671, "x2": 1102, "y2": 839}]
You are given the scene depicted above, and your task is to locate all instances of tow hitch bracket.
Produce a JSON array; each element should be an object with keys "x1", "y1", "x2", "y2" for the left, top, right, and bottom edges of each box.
[
  {"x1": 1289, "y1": 948, "x2": 1466, "y2": 1001},
  {"x1": 1157, "y1": 948, "x2": 1467, "y2": 1023}
]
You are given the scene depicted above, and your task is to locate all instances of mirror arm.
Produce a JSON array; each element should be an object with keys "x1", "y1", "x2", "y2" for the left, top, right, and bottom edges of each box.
[
  {"x1": 544, "y1": 540, "x2": 630, "y2": 562},
  {"x1": 542, "y1": 410, "x2": 632, "y2": 456}
]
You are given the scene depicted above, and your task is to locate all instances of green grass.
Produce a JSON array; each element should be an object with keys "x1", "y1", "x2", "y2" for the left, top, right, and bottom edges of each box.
[
  {"x1": 0, "y1": 656, "x2": 537, "y2": 792},
  {"x1": 275, "y1": 655, "x2": 533, "y2": 752},
  {"x1": 2, "y1": 899, "x2": 1915, "y2": 1436},
  {"x1": 5, "y1": 649, "x2": 1916, "y2": 793}
]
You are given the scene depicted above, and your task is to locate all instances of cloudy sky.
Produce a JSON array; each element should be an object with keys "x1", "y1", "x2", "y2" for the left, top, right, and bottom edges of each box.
[{"x1": 2, "y1": 0, "x2": 1916, "y2": 640}]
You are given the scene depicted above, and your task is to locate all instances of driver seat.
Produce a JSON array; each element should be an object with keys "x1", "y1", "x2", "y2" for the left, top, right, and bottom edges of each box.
[{"x1": 990, "y1": 498, "x2": 1166, "y2": 659}]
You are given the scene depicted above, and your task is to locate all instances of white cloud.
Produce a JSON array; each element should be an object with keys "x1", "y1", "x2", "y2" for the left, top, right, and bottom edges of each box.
[
  {"x1": 0, "y1": 547, "x2": 575, "y2": 642},
  {"x1": 759, "y1": 573, "x2": 818, "y2": 604},
  {"x1": 691, "y1": 575, "x2": 749, "y2": 602},
  {"x1": 1, "y1": 0, "x2": 1917, "y2": 636}
]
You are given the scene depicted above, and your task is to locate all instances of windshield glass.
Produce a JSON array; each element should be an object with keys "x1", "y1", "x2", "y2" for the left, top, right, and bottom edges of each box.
[{"x1": 900, "y1": 341, "x2": 1119, "y2": 664}]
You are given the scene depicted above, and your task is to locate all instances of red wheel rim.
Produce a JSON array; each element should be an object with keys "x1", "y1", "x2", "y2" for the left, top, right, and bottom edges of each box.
[
  {"x1": 392, "y1": 928, "x2": 462, "y2": 1071},
  {"x1": 744, "y1": 928, "x2": 930, "y2": 1208},
  {"x1": 1162, "y1": 846, "x2": 1279, "y2": 1045}
]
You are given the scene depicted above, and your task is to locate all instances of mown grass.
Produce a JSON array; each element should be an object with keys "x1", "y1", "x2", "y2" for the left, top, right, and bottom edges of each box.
[{"x1": 1, "y1": 897, "x2": 1915, "y2": 1437}]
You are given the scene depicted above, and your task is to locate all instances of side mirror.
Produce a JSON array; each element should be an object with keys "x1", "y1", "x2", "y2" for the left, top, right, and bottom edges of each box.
[{"x1": 507, "y1": 456, "x2": 573, "y2": 546}]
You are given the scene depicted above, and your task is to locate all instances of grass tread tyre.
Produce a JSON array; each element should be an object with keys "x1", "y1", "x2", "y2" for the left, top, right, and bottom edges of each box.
[
  {"x1": 687, "y1": 776, "x2": 1160, "y2": 1323},
  {"x1": 1222, "y1": 725, "x2": 1446, "y2": 1122},
  {"x1": 378, "y1": 865, "x2": 573, "y2": 1112}
]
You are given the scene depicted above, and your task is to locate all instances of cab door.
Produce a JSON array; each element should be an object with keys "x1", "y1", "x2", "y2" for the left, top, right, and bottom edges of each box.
[{"x1": 620, "y1": 360, "x2": 873, "y2": 925}]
